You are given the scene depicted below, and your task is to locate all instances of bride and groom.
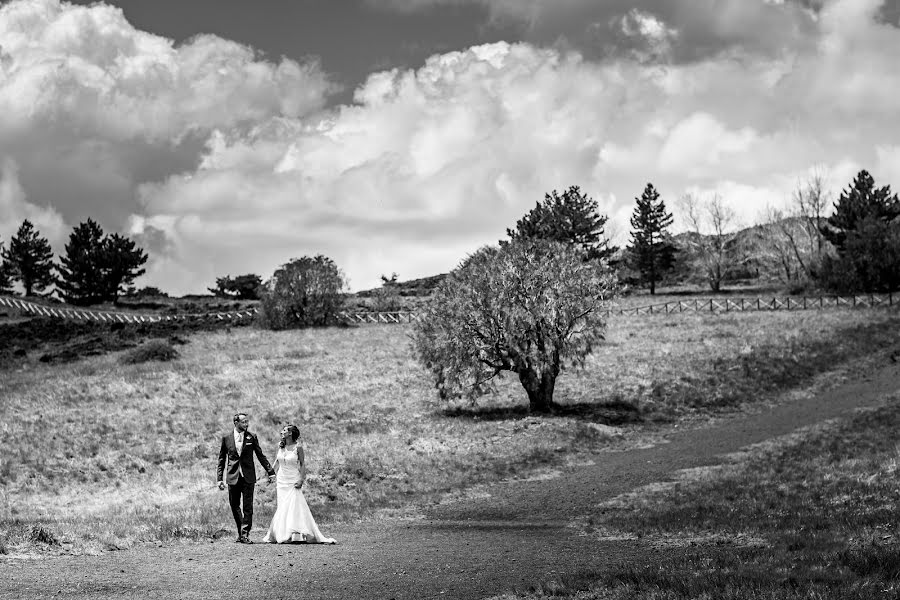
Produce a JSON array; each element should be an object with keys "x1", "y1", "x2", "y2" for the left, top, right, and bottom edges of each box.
[{"x1": 216, "y1": 413, "x2": 335, "y2": 544}]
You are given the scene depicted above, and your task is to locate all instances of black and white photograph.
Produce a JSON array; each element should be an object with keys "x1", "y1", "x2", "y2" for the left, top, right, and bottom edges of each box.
[{"x1": 1, "y1": 0, "x2": 900, "y2": 598}]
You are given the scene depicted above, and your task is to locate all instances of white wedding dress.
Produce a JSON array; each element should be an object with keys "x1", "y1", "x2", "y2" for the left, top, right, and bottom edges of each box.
[{"x1": 263, "y1": 445, "x2": 336, "y2": 544}]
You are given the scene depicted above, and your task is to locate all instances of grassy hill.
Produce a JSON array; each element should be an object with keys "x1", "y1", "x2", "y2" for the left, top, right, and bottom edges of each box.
[{"x1": 2, "y1": 300, "x2": 898, "y2": 556}]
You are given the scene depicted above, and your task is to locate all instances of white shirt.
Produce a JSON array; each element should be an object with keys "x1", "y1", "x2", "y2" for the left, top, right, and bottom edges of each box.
[{"x1": 233, "y1": 429, "x2": 245, "y2": 478}]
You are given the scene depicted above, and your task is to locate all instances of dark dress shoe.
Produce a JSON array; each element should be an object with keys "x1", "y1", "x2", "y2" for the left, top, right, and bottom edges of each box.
[{"x1": 240, "y1": 536, "x2": 253, "y2": 544}]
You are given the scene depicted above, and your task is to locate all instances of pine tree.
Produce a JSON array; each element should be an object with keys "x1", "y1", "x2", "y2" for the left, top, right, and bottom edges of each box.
[
  {"x1": 2, "y1": 219, "x2": 56, "y2": 297},
  {"x1": 505, "y1": 186, "x2": 617, "y2": 261},
  {"x1": 0, "y1": 237, "x2": 14, "y2": 295},
  {"x1": 822, "y1": 169, "x2": 900, "y2": 253},
  {"x1": 628, "y1": 183, "x2": 676, "y2": 294},
  {"x1": 102, "y1": 233, "x2": 148, "y2": 304},
  {"x1": 56, "y1": 219, "x2": 106, "y2": 305},
  {"x1": 820, "y1": 170, "x2": 900, "y2": 292}
]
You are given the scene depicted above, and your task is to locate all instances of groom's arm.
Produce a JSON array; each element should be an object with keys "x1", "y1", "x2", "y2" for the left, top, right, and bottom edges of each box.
[
  {"x1": 216, "y1": 436, "x2": 227, "y2": 487},
  {"x1": 252, "y1": 436, "x2": 276, "y2": 477}
]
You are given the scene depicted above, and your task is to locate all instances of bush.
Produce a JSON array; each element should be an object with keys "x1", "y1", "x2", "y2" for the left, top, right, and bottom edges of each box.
[
  {"x1": 120, "y1": 339, "x2": 179, "y2": 364},
  {"x1": 29, "y1": 525, "x2": 59, "y2": 546},
  {"x1": 258, "y1": 255, "x2": 347, "y2": 329}
]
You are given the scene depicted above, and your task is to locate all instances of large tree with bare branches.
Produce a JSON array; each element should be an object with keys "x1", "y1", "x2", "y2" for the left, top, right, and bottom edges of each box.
[
  {"x1": 678, "y1": 193, "x2": 742, "y2": 292},
  {"x1": 757, "y1": 173, "x2": 830, "y2": 286}
]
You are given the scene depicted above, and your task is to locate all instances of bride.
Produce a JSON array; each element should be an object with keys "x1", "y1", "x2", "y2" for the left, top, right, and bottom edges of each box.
[{"x1": 263, "y1": 424, "x2": 336, "y2": 544}]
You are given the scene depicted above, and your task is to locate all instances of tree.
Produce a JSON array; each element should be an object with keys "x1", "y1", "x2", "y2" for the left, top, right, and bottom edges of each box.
[
  {"x1": 101, "y1": 233, "x2": 148, "y2": 304},
  {"x1": 56, "y1": 219, "x2": 148, "y2": 305},
  {"x1": 819, "y1": 170, "x2": 900, "y2": 292},
  {"x1": 678, "y1": 193, "x2": 742, "y2": 292},
  {"x1": 56, "y1": 219, "x2": 106, "y2": 305},
  {"x1": 822, "y1": 170, "x2": 900, "y2": 253},
  {"x1": 412, "y1": 238, "x2": 618, "y2": 413},
  {"x1": 209, "y1": 274, "x2": 263, "y2": 300},
  {"x1": 371, "y1": 272, "x2": 402, "y2": 312},
  {"x1": 757, "y1": 173, "x2": 831, "y2": 287},
  {"x1": 0, "y1": 237, "x2": 13, "y2": 295},
  {"x1": 627, "y1": 183, "x2": 676, "y2": 294},
  {"x1": 258, "y1": 255, "x2": 347, "y2": 329},
  {"x1": 505, "y1": 185, "x2": 617, "y2": 261},
  {"x1": 1, "y1": 220, "x2": 55, "y2": 297}
]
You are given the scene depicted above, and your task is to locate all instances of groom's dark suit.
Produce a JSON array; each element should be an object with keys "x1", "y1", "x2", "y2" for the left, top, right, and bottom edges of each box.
[{"x1": 217, "y1": 430, "x2": 275, "y2": 540}]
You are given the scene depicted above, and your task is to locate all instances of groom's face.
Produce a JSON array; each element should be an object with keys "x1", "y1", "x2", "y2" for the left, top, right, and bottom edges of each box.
[{"x1": 235, "y1": 415, "x2": 249, "y2": 432}]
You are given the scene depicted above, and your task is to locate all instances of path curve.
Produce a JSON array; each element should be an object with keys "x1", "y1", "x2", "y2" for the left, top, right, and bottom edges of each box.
[{"x1": 4, "y1": 361, "x2": 898, "y2": 600}]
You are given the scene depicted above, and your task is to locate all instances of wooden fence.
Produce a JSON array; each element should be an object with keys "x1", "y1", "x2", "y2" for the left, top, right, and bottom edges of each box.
[
  {"x1": 335, "y1": 311, "x2": 418, "y2": 324},
  {"x1": 0, "y1": 295, "x2": 257, "y2": 323},
  {"x1": 608, "y1": 293, "x2": 895, "y2": 317},
  {"x1": 0, "y1": 293, "x2": 895, "y2": 326}
]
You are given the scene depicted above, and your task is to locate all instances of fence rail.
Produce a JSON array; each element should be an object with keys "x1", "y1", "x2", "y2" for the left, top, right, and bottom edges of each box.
[
  {"x1": 0, "y1": 293, "x2": 895, "y2": 327},
  {"x1": 607, "y1": 293, "x2": 896, "y2": 317},
  {"x1": 335, "y1": 311, "x2": 418, "y2": 324},
  {"x1": 0, "y1": 295, "x2": 258, "y2": 324}
]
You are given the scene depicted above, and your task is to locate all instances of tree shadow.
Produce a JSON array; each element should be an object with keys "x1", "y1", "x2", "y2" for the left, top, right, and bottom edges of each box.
[
  {"x1": 551, "y1": 399, "x2": 643, "y2": 425},
  {"x1": 441, "y1": 398, "x2": 642, "y2": 426},
  {"x1": 441, "y1": 404, "x2": 531, "y2": 421}
]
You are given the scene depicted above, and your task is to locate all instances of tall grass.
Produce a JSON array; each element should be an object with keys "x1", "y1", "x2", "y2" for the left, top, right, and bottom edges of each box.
[{"x1": 1, "y1": 308, "x2": 898, "y2": 555}]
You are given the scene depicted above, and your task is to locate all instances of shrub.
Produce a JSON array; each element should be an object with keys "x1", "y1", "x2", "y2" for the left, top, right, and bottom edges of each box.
[
  {"x1": 258, "y1": 255, "x2": 347, "y2": 329},
  {"x1": 30, "y1": 525, "x2": 59, "y2": 546},
  {"x1": 120, "y1": 339, "x2": 179, "y2": 364}
]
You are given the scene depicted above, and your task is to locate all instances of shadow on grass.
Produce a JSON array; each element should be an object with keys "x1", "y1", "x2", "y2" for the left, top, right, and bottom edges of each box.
[{"x1": 441, "y1": 399, "x2": 642, "y2": 426}]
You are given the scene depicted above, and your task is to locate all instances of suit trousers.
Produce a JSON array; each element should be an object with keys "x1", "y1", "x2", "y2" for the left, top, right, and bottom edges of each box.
[{"x1": 228, "y1": 475, "x2": 255, "y2": 537}]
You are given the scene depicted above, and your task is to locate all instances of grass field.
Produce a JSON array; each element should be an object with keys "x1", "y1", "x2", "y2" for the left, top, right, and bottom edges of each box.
[
  {"x1": 492, "y1": 396, "x2": 900, "y2": 599},
  {"x1": 1, "y1": 306, "x2": 898, "y2": 556}
]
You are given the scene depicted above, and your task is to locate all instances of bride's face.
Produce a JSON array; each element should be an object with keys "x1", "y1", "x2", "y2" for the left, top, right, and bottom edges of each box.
[{"x1": 280, "y1": 427, "x2": 289, "y2": 441}]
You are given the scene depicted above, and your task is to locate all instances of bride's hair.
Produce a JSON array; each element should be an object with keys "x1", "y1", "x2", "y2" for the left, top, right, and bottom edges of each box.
[{"x1": 279, "y1": 424, "x2": 301, "y2": 448}]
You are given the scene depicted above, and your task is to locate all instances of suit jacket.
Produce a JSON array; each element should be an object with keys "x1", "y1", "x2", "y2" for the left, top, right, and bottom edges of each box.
[{"x1": 217, "y1": 430, "x2": 275, "y2": 485}]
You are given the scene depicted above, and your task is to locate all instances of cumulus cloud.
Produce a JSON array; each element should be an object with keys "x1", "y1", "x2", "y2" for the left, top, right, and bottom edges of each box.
[
  {"x1": 0, "y1": 159, "x2": 67, "y2": 247},
  {"x1": 0, "y1": 0, "x2": 334, "y2": 244},
  {"x1": 134, "y1": 0, "x2": 900, "y2": 292}
]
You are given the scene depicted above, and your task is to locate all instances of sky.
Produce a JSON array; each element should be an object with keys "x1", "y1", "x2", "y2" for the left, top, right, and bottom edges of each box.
[{"x1": 1, "y1": 0, "x2": 899, "y2": 294}]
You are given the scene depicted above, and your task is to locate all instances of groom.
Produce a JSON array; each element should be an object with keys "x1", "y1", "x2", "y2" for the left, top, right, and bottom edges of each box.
[{"x1": 217, "y1": 413, "x2": 275, "y2": 543}]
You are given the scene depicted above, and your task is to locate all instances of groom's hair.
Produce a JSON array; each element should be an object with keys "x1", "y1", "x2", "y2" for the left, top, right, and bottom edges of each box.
[{"x1": 233, "y1": 413, "x2": 248, "y2": 423}]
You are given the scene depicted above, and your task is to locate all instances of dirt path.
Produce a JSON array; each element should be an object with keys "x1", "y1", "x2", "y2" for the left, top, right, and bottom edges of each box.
[{"x1": 4, "y1": 361, "x2": 899, "y2": 600}]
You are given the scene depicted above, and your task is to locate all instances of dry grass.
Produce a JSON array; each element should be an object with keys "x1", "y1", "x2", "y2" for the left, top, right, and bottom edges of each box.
[{"x1": 1, "y1": 307, "x2": 898, "y2": 556}]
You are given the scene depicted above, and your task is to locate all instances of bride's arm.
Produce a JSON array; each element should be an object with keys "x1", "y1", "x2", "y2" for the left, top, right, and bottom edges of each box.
[{"x1": 295, "y1": 446, "x2": 306, "y2": 488}]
